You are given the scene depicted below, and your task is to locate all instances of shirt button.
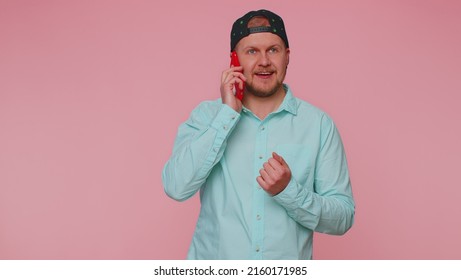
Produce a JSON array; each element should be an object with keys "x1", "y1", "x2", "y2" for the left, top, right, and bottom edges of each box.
[
  {"x1": 223, "y1": 125, "x2": 228, "y2": 130},
  {"x1": 256, "y1": 215, "x2": 261, "y2": 220},
  {"x1": 258, "y1": 155, "x2": 263, "y2": 159},
  {"x1": 260, "y1": 126, "x2": 265, "y2": 131},
  {"x1": 255, "y1": 246, "x2": 260, "y2": 252}
]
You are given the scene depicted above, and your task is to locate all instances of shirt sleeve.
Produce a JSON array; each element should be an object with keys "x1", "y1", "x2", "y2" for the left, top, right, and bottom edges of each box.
[
  {"x1": 272, "y1": 114, "x2": 355, "y2": 235},
  {"x1": 162, "y1": 102, "x2": 241, "y2": 201}
]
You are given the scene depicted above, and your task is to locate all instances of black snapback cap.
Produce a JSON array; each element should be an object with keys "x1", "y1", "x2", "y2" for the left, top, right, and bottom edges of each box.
[{"x1": 230, "y1": 9, "x2": 289, "y2": 51}]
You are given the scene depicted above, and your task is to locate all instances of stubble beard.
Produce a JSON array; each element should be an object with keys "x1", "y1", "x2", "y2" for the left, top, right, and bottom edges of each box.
[
  {"x1": 246, "y1": 81, "x2": 282, "y2": 98},
  {"x1": 245, "y1": 72, "x2": 286, "y2": 98}
]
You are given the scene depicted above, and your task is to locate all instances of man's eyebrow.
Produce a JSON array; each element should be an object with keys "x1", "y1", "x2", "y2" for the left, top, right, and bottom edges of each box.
[
  {"x1": 242, "y1": 43, "x2": 283, "y2": 50},
  {"x1": 267, "y1": 44, "x2": 283, "y2": 49}
]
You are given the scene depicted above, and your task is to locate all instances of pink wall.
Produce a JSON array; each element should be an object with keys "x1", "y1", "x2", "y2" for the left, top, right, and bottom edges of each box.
[{"x1": 1, "y1": 0, "x2": 460, "y2": 259}]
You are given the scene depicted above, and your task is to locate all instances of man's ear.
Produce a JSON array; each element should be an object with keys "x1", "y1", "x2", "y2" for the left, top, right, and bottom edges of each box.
[{"x1": 286, "y1": 48, "x2": 290, "y2": 67}]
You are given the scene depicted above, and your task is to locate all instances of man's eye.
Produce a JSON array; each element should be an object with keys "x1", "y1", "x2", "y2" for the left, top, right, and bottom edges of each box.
[
  {"x1": 248, "y1": 49, "x2": 256, "y2": 54},
  {"x1": 269, "y1": 47, "x2": 278, "y2": 53}
]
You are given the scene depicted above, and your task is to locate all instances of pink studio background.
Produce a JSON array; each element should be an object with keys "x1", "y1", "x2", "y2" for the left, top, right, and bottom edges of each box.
[{"x1": 1, "y1": 0, "x2": 460, "y2": 259}]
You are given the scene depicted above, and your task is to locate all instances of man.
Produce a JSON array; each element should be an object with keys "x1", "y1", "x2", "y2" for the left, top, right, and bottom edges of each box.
[{"x1": 162, "y1": 9, "x2": 355, "y2": 259}]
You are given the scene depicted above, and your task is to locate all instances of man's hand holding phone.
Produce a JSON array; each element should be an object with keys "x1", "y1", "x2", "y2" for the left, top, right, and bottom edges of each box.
[{"x1": 220, "y1": 52, "x2": 246, "y2": 113}]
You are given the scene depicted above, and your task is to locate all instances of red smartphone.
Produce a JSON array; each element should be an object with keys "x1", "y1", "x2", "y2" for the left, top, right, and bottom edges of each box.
[{"x1": 230, "y1": 51, "x2": 244, "y2": 101}]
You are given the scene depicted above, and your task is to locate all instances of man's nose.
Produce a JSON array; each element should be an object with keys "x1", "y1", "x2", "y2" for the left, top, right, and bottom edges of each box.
[{"x1": 258, "y1": 53, "x2": 271, "y2": 66}]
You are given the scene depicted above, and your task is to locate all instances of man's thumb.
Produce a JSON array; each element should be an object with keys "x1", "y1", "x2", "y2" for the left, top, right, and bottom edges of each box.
[{"x1": 272, "y1": 152, "x2": 286, "y2": 166}]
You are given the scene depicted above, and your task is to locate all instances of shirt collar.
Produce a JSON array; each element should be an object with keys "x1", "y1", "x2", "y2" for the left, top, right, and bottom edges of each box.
[
  {"x1": 241, "y1": 84, "x2": 298, "y2": 116},
  {"x1": 275, "y1": 84, "x2": 298, "y2": 115}
]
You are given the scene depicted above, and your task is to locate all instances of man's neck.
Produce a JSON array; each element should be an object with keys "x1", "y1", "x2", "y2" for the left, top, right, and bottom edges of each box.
[{"x1": 243, "y1": 87, "x2": 286, "y2": 120}]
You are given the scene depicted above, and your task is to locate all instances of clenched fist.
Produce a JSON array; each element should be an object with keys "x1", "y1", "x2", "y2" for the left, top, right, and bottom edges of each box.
[{"x1": 257, "y1": 152, "x2": 292, "y2": 196}]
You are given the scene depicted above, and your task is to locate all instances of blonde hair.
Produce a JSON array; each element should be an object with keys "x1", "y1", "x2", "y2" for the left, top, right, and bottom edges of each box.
[{"x1": 247, "y1": 16, "x2": 270, "y2": 28}]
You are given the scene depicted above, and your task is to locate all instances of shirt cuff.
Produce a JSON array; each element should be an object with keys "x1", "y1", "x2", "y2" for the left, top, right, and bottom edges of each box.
[
  {"x1": 210, "y1": 104, "x2": 240, "y2": 132},
  {"x1": 273, "y1": 176, "x2": 309, "y2": 213},
  {"x1": 198, "y1": 104, "x2": 240, "y2": 175}
]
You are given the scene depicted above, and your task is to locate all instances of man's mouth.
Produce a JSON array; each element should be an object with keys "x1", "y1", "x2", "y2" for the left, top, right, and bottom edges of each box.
[{"x1": 254, "y1": 71, "x2": 274, "y2": 79}]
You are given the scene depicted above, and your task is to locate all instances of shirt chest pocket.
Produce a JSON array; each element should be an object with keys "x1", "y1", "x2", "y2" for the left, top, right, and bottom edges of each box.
[{"x1": 274, "y1": 144, "x2": 313, "y2": 187}]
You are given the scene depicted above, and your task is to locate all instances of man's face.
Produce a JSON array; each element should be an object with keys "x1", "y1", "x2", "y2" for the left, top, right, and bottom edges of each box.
[{"x1": 235, "y1": 32, "x2": 290, "y2": 98}]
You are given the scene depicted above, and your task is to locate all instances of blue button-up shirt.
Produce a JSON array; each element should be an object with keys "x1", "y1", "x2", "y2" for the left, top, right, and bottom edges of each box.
[{"x1": 162, "y1": 85, "x2": 355, "y2": 259}]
